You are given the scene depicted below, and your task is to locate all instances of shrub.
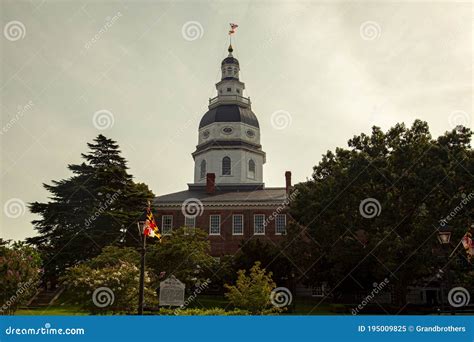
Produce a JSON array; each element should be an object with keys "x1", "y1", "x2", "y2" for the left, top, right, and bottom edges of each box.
[
  {"x1": 0, "y1": 241, "x2": 42, "y2": 315},
  {"x1": 62, "y1": 246, "x2": 157, "y2": 314},
  {"x1": 224, "y1": 261, "x2": 280, "y2": 314}
]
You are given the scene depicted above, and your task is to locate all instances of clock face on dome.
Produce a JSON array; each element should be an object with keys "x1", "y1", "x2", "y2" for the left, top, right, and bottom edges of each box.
[
  {"x1": 246, "y1": 129, "x2": 255, "y2": 138},
  {"x1": 202, "y1": 130, "x2": 210, "y2": 139},
  {"x1": 222, "y1": 127, "x2": 233, "y2": 134}
]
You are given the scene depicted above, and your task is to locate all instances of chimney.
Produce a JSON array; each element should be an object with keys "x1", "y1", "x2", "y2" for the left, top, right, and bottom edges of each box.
[
  {"x1": 285, "y1": 171, "x2": 292, "y2": 194},
  {"x1": 206, "y1": 173, "x2": 216, "y2": 194}
]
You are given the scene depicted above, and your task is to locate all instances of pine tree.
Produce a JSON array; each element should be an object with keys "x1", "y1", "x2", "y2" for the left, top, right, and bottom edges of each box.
[{"x1": 27, "y1": 135, "x2": 154, "y2": 278}]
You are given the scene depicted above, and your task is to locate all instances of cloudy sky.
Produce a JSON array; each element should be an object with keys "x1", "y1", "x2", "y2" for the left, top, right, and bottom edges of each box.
[{"x1": 1, "y1": 0, "x2": 472, "y2": 241}]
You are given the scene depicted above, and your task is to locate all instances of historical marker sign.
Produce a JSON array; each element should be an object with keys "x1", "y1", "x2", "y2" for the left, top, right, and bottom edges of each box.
[{"x1": 159, "y1": 275, "x2": 185, "y2": 306}]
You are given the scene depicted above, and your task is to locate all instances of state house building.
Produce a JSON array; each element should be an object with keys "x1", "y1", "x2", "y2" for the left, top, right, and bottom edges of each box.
[{"x1": 153, "y1": 45, "x2": 292, "y2": 256}]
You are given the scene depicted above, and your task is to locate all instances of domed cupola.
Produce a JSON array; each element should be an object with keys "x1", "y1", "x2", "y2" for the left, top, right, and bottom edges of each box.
[{"x1": 190, "y1": 44, "x2": 266, "y2": 190}]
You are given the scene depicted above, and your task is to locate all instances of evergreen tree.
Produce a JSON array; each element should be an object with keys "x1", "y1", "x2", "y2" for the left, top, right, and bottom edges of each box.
[{"x1": 27, "y1": 135, "x2": 154, "y2": 278}]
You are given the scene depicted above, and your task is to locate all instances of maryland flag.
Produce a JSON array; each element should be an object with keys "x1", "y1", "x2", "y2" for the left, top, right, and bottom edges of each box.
[
  {"x1": 461, "y1": 229, "x2": 474, "y2": 262},
  {"x1": 143, "y1": 206, "x2": 161, "y2": 241}
]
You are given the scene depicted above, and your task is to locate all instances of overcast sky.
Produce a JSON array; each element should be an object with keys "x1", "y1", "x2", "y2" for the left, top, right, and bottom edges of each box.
[{"x1": 1, "y1": 0, "x2": 472, "y2": 241}]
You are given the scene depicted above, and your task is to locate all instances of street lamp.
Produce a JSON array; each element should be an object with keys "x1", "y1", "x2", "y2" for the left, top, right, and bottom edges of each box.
[
  {"x1": 437, "y1": 226, "x2": 452, "y2": 314},
  {"x1": 137, "y1": 221, "x2": 146, "y2": 315},
  {"x1": 437, "y1": 228, "x2": 452, "y2": 245}
]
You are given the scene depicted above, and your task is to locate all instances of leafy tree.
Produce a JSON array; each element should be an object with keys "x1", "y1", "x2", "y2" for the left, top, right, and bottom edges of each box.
[
  {"x1": 0, "y1": 240, "x2": 42, "y2": 314},
  {"x1": 289, "y1": 121, "x2": 473, "y2": 305},
  {"x1": 147, "y1": 227, "x2": 214, "y2": 289},
  {"x1": 225, "y1": 261, "x2": 279, "y2": 314},
  {"x1": 233, "y1": 239, "x2": 292, "y2": 285},
  {"x1": 62, "y1": 246, "x2": 157, "y2": 314},
  {"x1": 27, "y1": 135, "x2": 154, "y2": 278}
]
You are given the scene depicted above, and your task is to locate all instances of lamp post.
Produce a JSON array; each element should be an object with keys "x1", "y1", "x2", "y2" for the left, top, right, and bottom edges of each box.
[
  {"x1": 437, "y1": 226, "x2": 452, "y2": 314},
  {"x1": 137, "y1": 221, "x2": 146, "y2": 315}
]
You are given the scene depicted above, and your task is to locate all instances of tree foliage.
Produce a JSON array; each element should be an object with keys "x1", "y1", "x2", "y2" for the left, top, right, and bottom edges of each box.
[
  {"x1": 289, "y1": 121, "x2": 473, "y2": 304},
  {"x1": 225, "y1": 261, "x2": 279, "y2": 314},
  {"x1": 28, "y1": 135, "x2": 154, "y2": 277},
  {"x1": 0, "y1": 240, "x2": 42, "y2": 314},
  {"x1": 147, "y1": 227, "x2": 214, "y2": 289},
  {"x1": 62, "y1": 246, "x2": 157, "y2": 314}
]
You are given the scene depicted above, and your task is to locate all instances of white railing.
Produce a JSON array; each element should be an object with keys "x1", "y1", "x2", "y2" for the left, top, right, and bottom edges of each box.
[{"x1": 208, "y1": 95, "x2": 251, "y2": 107}]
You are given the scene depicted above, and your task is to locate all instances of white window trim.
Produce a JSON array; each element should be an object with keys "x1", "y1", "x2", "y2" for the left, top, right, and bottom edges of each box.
[
  {"x1": 184, "y1": 216, "x2": 196, "y2": 228},
  {"x1": 253, "y1": 214, "x2": 265, "y2": 235},
  {"x1": 162, "y1": 215, "x2": 173, "y2": 235},
  {"x1": 275, "y1": 214, "x2": 287, "y2": 235},
  {"x1": 232, "y1": 214, "x2": 244, "y2": 235},
  {"x1": 209, "y1": 215, "x2": 221, "y2": 236}
]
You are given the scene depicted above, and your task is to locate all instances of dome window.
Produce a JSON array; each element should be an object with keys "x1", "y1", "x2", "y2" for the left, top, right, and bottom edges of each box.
[
  {"x1": 222, "y1": 157, "x2": 231, "y2": 175},
  {"x1": 248, "y1": 159, "x2": 256, "y2": 179},
  {"x1": 200, "y1": 160, "x2": 207, "y2": 179},
  {"x1": 246, "y1": 130, "x2": 255, "y2": 138},
  {"x1": 222, "y1": 127, "x2": 233, "y2": 134}
]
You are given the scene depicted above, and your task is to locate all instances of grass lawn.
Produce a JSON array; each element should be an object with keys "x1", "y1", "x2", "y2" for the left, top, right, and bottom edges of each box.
[{"x1": 14, "y1": 295, "x2": 347, "y2": 316}]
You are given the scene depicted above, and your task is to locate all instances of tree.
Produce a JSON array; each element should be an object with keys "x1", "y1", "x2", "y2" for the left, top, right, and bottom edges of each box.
[
  {"x1": 225, "y1": 262, "x2": 279, "y2": 314},
  {"x1": 289, "y1": 121, "x2": 473, "y2": 305},
  {"x1": 27, "y1": 135, "x2": 154, "y2": 278},
  {"x1": 62, "y1": 246, "x2": 157, "y2": 314},
  {"x1": 0, "y1": 240, "x2": 42, "y2": 314},
  {"x1": 233, "y1": 239, "x2": 292, "y2": 285},
  {"x1": 146, "y1": 227, "x2": 214, "y2": 289}
]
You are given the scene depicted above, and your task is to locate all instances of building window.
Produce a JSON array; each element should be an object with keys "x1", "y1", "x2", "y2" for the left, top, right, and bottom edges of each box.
[
  {"x1": 200, "y1": 160, "x2": 206, "y2": 179},
  {"x1": 236, "y1": 89, "x2": 240, "y2": 93},
  {"x1": 162, "y1": 215, "x2": 173, "y2": 235},
  {"x1": 233, "y1": 214, "x2": 244, "y2": 235},
  {"x1": 222, "y1": 156, "x2": 231, "y2": 175},
  {"x1": 227, "y1": 87, "x2": 231, "y2": 92},
  {"x1": 209, "y1": 215, "x2": 221, "y2": 235},
  {"x1": 184, "y1": 216, "x2": 195, "y2": 235},
  {"x1": 254, "y1": 214, "x2": 265, "y2": 235},
  {"x1": 311, "y1": 284, "x2": 325, "y2": 297},
  {"x1": 184, "y1": 216, "x2": 195, "y2": 228},
  {"x1": 248, "y1": 159, "x2": 255, "y2": 179},
  {"x1": 275, "y1": 214, "x2": 287, "y2": 235}
]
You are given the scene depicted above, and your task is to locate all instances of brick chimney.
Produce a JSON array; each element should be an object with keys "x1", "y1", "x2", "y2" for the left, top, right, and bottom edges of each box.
[
  {"x1": 206, "y1": 173, "x2": 216, "y2": 194},
  {"x1": 285, "y1": 171, "x2": 292, "y2": 194}
]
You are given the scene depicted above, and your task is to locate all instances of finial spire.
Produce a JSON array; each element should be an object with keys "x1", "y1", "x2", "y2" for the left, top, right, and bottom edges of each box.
[{"x1": 228, "y1": 44, "x2": 233, "y2": 56}]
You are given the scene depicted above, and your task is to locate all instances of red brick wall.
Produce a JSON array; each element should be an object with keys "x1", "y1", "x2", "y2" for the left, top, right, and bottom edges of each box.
[{"x1": 155, "y1": 208, "x2": 286, "y2": 256}]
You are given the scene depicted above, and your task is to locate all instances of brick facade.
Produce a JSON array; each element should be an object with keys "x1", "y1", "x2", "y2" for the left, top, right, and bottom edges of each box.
[{"x1": 155, "y1": 207, "x2": 287, "y2": 256}]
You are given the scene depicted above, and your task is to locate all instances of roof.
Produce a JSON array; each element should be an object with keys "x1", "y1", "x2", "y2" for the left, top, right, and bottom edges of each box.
[
  {"x1": 153, "y1": 187, "x2": 287, "y2": 207},
  {"x1": 199, "y1": 104, "x2": 259, "y2": 129},
  {"x1": 221, "y1": 56, "x2": 239, "y2": 65}
]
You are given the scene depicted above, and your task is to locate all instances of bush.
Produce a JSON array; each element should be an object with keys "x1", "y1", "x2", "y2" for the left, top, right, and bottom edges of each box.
[
  {"x1": 62, "y1": 246, "x2": 157, "y2": 314},
  {"x1": 224, "y1": 261, "x2": 280, "y2": 314},
  {"x1": 156, "y1": 307, "x2": 249, "y2": 315},
  {"x1": 0, "y1": 240, "x2": 42, "y2": 315}
]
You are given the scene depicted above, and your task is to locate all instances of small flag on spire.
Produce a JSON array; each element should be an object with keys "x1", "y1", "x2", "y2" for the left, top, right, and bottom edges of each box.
[{"x1": 229, "y1": 23, "x2": 238, "y2": 35}]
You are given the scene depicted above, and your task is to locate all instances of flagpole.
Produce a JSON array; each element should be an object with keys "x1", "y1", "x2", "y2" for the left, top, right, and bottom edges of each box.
[{"x1": 138, "y1": 220, "x2": 147, "y2": 315}]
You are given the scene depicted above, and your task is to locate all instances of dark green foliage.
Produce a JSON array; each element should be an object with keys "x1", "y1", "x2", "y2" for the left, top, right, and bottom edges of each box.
[
  {"x1": 27, "y1": 135, "x2": 154, "y2": 277},
  {"x1": 289, "y1": 121, "x2": 473, "y2": 304}
]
